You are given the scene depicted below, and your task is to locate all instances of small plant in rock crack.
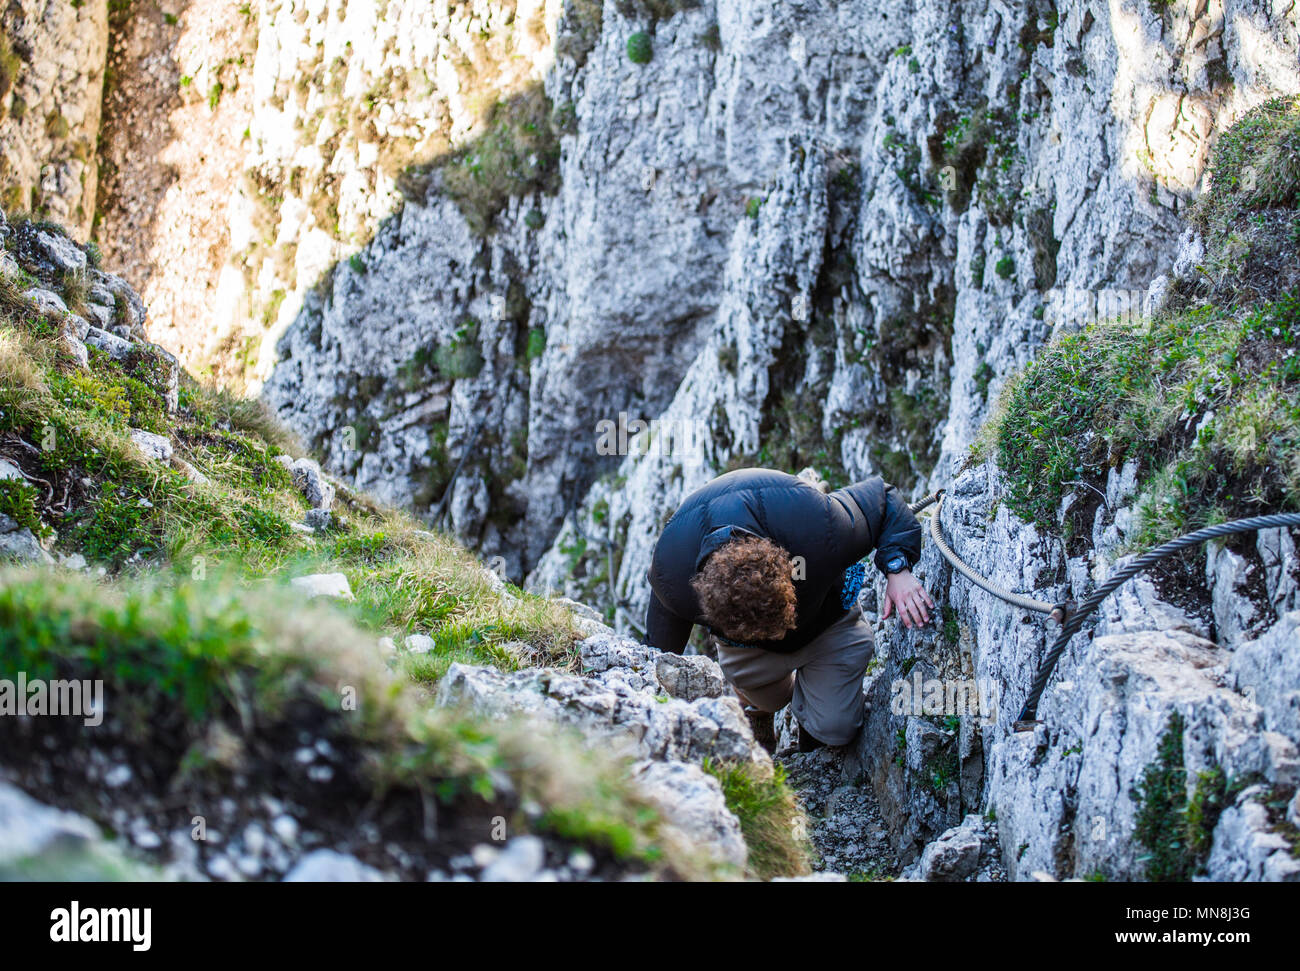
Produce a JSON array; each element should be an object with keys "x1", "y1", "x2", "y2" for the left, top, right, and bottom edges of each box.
[{"x1": 927, "y1": 752, "x2": 958, "y2": 793}]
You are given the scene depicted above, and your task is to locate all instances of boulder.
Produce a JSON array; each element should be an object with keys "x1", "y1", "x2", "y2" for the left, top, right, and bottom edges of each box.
[
  {"x1": 436, "y1": 659, "x2": 764, "y2": 767},
  {"x1": 16, "y1": 226, "x2": 87, "y2": 275},
  {"x1": 22, "y1": 288, "x2": 68, "y2": 316},
  {"x1": 129, "y1": 428, "x2": 173, "y2": 463},
  {"x1": 0, "y1": 528, "x2": 53, "y2": 564},
  {"x1": 84, "y1": 326, "x2": 135, "y2": 360},
  {"x1": 290, "y1": 458, "x2": 335, "y2": 510},
  {"x1": 289, "y1": 572, "x2": 354, "y2": 600},
  {"x1": 912, "y1": 815, "x2": 993, "y2": 882},
  {"x1": 654, "y1": 653, "x2": 728, "y2": 701},
  {"x1": 632, "y1": 761, "x2": 747, "y2": 869}
]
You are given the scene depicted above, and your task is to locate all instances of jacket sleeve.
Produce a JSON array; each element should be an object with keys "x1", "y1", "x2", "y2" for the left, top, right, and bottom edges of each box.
[
  {"x1": 644, "y1": 589, "x2": 692, "y2": 654},
  {"x1": 834, "y1": 476, "x2": 923, "y2": 575}
]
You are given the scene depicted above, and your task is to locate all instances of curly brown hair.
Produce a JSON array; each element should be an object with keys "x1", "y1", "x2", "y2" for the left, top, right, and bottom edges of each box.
[{"x1": 690, "y1": 535, "x2": 798, "y2": 642}]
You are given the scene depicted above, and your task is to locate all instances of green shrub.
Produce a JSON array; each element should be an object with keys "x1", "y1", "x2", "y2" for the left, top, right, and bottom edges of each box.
[
  {"x1": 45, "y1": 112, "x2": 70, "y2": 139},
  {"x1": 1130, "y1": 713, "x2": 1233, "y2": 881},
  {"x1": 437, "y1": 85, "x2": 562, "y2": 236},
  {"x1": 626, "y1": 32, "x2": 653, "y2": 64},
  {"x1": 994, "y1": 254, "x2": 1015, "y2": 279},
  {"x1": 987, "y1": 96, "x2": 1300, "y2": 546},
  {"x1": 70, "y1": 486, "x2": 159, "y2": 566},
  {"x1": 1188, "y1": 96, "x2": 1300, "y2": 299},
  {"x1": 0, "y1": 479, "x2": 47, "y2": 538},
  {"x1": 992, "y1": 295, "x2": 1300, "y2": 542},
  {"x1": 433, "y1": 318, "x2": 485, "y2": 379}
]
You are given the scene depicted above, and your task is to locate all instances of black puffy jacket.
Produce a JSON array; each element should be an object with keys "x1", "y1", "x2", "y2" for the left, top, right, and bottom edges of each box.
[{"x1": 644, "y1": 468, "x2": 922, "y2": 654}]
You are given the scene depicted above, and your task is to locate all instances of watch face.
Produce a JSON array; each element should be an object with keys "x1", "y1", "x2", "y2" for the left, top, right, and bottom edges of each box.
[{"x1": 887, "y1": 556, "x2": 907, "y2": 573}]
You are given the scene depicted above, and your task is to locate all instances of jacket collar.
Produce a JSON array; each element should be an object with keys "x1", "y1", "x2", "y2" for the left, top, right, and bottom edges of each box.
[{"x1": 695, "y1": 524, "x2": 762, "y2": 571}]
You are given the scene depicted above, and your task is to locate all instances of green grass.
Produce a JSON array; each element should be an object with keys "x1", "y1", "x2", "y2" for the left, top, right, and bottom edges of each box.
[
  {"x1": 0, "y1": 262, "x2": 583, "y2": 672},
  {"x1": 985, "y1": 294, "x2": 1300, "y2": 544},
  {"x1": 0, "y1": 479, "x2": 48, "y2": 537},
  {"x1": 0, "y1": 566, "x2": 707, "y2": 876},
  {"x1": 0, "y1": 31, "x2": 21, "y2": 107},
  {"x1": 526, "y1": 326, "x2": 546, "y2": 360},
  {"x1": 982, "y1": 98, "x2": 1300, "y2": 546},
  {"x1": 703, "y1": 758, "x2": 812, "y2": 879},
  {"x1": 0, "y1": 227, "x2": 735, "y2": 876}
]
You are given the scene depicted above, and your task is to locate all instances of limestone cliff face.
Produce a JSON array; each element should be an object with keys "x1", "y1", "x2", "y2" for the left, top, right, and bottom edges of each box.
[
  {"x1": 87, "y1": 0, "x2": 559, "y2": 381},
  {"x1": 853, "y1": 456, "x2": 1300, "y2": 880},
  {"x1": 259, "y1": 0, "x2": 1300, "y2": 880},
  {"x1": 266, "y1": 0, "x2": 1299, "y2": 591},
  {"x1": 0, "y1": 0, "x2": 108, "y2": 236}
]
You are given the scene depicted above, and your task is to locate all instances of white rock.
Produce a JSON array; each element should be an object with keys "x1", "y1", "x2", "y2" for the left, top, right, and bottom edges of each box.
[
  {"x1": 632, "y1": 761, "x2": 748, "y2": 869},
  {"x1": 282, "y1": 849, "x2": 387, "y2": 882},
  {"x1": 289, "y1": 572, "x2": 354, "y2": 600},
  {"x1": 0, "y1": 528, "x2": 54, "y2": 564},
  {"x1": 290, "y1": 458, "x2": 335, "y2": 510},
  {"x1": 0, "y1": 782, "x2": 101, "y2": 866},
  {"x1": 23, "y1": 288, "x2": 68, "y2": 316},
  {"x1": 271, "y1": 814, "x2": 300, "y2": 846},
  {"x1": 172, "y1": 458, "x2": 210, "y2": 486},
  {"x1": 129, "y1": 428, "x2": 173, "y2": 462},
  {"x1": 404, "y1": 633, "x2": 435, "y2": 654},
  {"x1": 479, "y1": 836, "x2": 546, "y2": 882},
  {"x1": 84, "y1": 326, "x2": 134, "y2": 360}
]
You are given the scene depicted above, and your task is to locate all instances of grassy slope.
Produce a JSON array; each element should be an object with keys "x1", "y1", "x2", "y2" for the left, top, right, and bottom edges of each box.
[
  {"x1": 0, "y1": 220, "x2": 749, "y2": 879},
  {"x1": 0, "y1": 262, "x2": 581, "y2": 678},
  {"x1": 984, "y1": 96, "x2": 1300, "y2": 547}
]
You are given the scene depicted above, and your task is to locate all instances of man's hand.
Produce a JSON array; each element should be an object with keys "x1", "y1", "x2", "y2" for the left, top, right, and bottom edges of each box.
[{"x1": 882, "y1": 568, "x2": 935, "y2": 629}]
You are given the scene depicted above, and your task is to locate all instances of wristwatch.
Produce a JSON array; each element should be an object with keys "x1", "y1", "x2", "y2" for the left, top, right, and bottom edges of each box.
[{"x1": 884, "y1": 553, "x2": 909, "y2": 575}]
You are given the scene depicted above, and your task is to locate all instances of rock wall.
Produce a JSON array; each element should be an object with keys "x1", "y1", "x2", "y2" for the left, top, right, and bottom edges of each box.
[
  {"x1": 260, "y1": 0, "x2": 1300, "y2": 880},
  {"x1": 859, "y1": 455, "x2": 1300, "y2": 880},
  {"x1": 260, "y1": 0, "x2": 1299, "y2": 601},
  {"x1": 0, "y1": 0, "x2": 109, "y2": 235},
  {"x1": 30, "y1": 0, "x2": 564, "y2": 384}
]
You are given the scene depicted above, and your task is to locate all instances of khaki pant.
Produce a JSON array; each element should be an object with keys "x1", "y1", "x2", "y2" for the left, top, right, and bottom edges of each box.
[{"x1": 714, "y1": 607, "x2": 875, "y2": 746}]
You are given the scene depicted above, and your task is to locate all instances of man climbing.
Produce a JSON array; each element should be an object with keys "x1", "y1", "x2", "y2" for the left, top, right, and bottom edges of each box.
[{"x1": 643, "y1": 468, "x2": 933, "y2": 751}]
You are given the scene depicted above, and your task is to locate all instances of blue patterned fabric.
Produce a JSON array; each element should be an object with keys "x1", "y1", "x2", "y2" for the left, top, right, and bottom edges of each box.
[{"x1": 840, "y1": 562, "x2": 866, "y2": 609}]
